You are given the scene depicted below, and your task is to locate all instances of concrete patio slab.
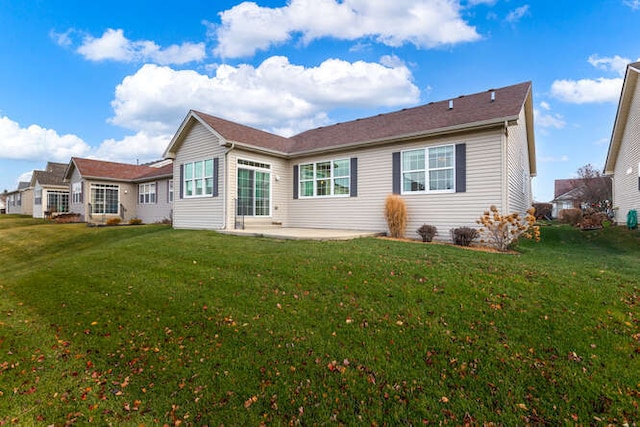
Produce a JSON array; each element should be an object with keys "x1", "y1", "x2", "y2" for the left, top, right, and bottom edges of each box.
[{"x1": 220, "y1": 227, "x2": 382, "y2": 241}]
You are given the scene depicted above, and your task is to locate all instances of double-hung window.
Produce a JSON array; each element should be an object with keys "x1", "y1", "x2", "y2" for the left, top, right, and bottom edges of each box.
[
  {"x1": 184, "y1": 160, "x2": 214, "y2": 197},
  {"x1": 138, "y1": 183, "x2": 156, "y2": 204},
  {"x1": 168, "y1": 180, "x2": 174, "y2": 202},
  {"x1": 299, "y1": 159, "x2": 350, "y2": 197},
  {"x1": 72, "y1": 182, "x2": 82, "y2": 204},
  {"x1": 91, "y1": 184, "x2": 119, "y2": 214},
  {"x1": 402, "y1": 145, "x2": 455, "y2": 193}
]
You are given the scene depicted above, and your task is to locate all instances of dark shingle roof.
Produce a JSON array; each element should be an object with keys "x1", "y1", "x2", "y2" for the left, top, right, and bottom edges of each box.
[
  {"x1": 188, "y1": 81, "x2": 531, "y2": 156},
  {"x1": 69, "y1": 158, "x2": 172, "y2": 182},
  {"x1": 32, "y1": 162, "x2": 67, "y2": 186}
]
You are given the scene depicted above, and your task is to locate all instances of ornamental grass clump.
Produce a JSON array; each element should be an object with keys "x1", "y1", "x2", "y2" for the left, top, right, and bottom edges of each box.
[
  {"x1": 476, "y1": 205, "x2": 540, "y2": 251},
  {"x1": 384, "y1": 194, "x2": 407, "y2": 239}
]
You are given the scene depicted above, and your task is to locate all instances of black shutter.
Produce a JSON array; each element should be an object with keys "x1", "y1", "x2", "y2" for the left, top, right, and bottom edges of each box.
[
  {"x1": 213, "y1": 158, "x2": 219, "y2": 197},
  {"x1": 392, "y1": 152, "x2": 401, "y2": 195},
  {"x1": 155, "y1": 181, "x2": 158, "y2": 203},
  {"x1": 80, "y1": 182, "x2": 84, "y2": 203},
  {"x1": 293, "y1": 165, "x2": 299, "y2": 199},
  {"x1": 455, "y1": 143, "x2": 466, "y2": 193},
  {"x1": 179, "y1": 164, "x2": 184, "y2": 199},
  {"x1": 350, "y1": 157, "x2": 358, "y2": 197}
]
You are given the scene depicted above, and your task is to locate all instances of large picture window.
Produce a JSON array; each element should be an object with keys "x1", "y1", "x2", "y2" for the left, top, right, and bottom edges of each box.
[
  {"x1": 91, "y1": 184, "x2": 119, "y2": 215},
  {"x1": 402, "y1": 145, "x2": 454, "y2": 193},
  {"x1": 138, "y1": 183, "x2": 156, "y2": 204},
  {"x1": 47, "y1": 191, "x2": 69, "y2": 213},
  {"x1": 299, "y1": 159, "x2": 350, "y2": 197},
  {"x1": 183, "y1": 160, "x2": 214, "y2": 197},
  {"x1": 237, "y1": 160, "x2": 270, "y2": 216}
]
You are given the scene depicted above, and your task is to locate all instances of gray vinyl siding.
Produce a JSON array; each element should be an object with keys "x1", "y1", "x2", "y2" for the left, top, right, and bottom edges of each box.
[
  {"x1": 612, "y1": 80, "x2": 640, "y2": 224},
  {"x1": 135, "y1": 178, "x2": 173, "y2": 224},
  {"x1": 68, "y1": 168, "x2": 85, "y2": 221},
  {"x1": 172, "y1": 122, "x2": 226, "y2": 230},
  {"x1": 287, "y1": 128, "x2": 505, "y2": 240},
  {"x1": 20, "y1": 188, "x2": 33, "y2": 216},
  {"x1": 225, "y1": 149, "x2": 289, "y2": 229},
  {"x1": 506, "y1": 108, "x2": 533, "y2": 214}
]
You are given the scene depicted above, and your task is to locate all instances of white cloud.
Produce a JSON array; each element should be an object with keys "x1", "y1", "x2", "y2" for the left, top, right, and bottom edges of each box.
[
  {"x1": 551, "y1": 77, "x2": 623, "y2": 104},
  {"x1": 109, "y1": 56, "x2": 420, "y2": 136},
  {"x1": 505, "y1": 5, "x2": 529, "y2": 23},
  {"x1": 17, "y1": 171, "x2": 33, "y2": 185},
  {"x1": 0, "y1": 116, "x2": 92, "y2": 161},
  {"x1": 539, "y1": 101, "x2": 550, "y2": 111},
  {"x1": 213, "y1": 0, "x2": 481, "y2": 58},
  {"x1": 50, "y1": 29, "x2": 74, "y2": 47},
  {"x1": 535, "y1": 109, "x2": 565, "y2": 129},
  {"x1": 77, "y1": 28, "x2": 205, "y2": 65},
  {"x1": 624, "y1": 0, "x2": 640, "y2": 10},
  {"x1": 94, "y1": 131, "x2": 171, "y2": 164},
  {"x1": 588, "y1": 54, "x2": 632, "y2": 76}
]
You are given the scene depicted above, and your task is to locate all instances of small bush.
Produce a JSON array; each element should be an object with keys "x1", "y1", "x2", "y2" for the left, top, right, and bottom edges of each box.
[
  {"x1": 580, "y1": 208, "x2": 607, "y2": 230},
  {"x1": 476, "y1": 205, "x2": 540, "y2": 251},
  {"x1": 129, "y1": 218, "x2": 143, "y2": 225},
  {"x1": 451, "y1": 227, "x2": 479, "y2": 246},
  {"x1": 384, "y1": 194, "x2": 407, "y2": 239},
  {"x1": 559, "y1": 208, "x2": 583, "y2": 226},
  {"x1": 532, "y1": 203, "x2": 552, "y2": 220},
  {"x1": 53, "y1": 213, "x2": 81, "y2": 224},
  {"x1": 106, "y1": 217, "x2": 122, "y2": 226},
  {"x1": 417, "y1": 224, "x2": 437, "y2": 242}
]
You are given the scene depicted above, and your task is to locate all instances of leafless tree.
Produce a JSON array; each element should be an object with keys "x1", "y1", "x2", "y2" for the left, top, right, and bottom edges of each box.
[{"x1": 571, "y1": 164, "x2": 612, "y2": 211}]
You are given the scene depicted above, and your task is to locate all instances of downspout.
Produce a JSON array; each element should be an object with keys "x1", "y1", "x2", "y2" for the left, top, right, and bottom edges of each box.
[
  {"x1": 222, "y1": 142, "x2": 235, "y2": 230},
  {"x1": 502, "y1": 120, "x2": 509, "y2": 213}
]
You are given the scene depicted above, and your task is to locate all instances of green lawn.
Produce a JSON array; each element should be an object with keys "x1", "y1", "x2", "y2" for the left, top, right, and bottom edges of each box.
[{"x1": 0, "y1": 216, "x2": 638, "y2": 425}]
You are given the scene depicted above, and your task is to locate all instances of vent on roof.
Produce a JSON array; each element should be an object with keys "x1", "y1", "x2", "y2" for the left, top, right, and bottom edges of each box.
[
  {"x1": 448, "y1": 100, "x2": 453, "y2": 110},
  {"x1": 491, "y1": 91, "x2": 496, "y2": 102}
]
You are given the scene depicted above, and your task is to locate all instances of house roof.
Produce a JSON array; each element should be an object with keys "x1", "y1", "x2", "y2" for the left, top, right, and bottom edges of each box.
[
  {"x1": 164, "y1": 81, "x2": 535, "y2": 174},
  {"x1": 605, "y1": 62, "x2": 640, "y2": 174},
  {"x1": 64, "y1": 157, "x2": 173, "y2": 183},
  {"x1": 31, "y1": 162, "x2": 68, "y2": 187},
  {"x1": 553, "y1": 176, "x2": 612, "y2": 201}
]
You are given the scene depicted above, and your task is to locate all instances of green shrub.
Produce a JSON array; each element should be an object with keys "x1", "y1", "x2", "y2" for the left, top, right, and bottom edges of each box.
[{"x1": 451, "y1": 226, "x2": 479, "y2": 246}]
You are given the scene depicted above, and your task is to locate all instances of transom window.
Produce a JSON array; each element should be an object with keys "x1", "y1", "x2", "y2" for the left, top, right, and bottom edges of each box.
[
  {"x1": 91, "y1": 184, "x2": 119, "y2": 215},
  {"x1": 138, "y1": 183, "x2": 156, "y2": 204},
  {"x1": 402, "y1": 145, "x2": 455, "y2": 193},
  {"x1": 299, "y1": 159, "x2": 350, "y2": 197},
  {"x1": 184, "y1": 160, "x2": 214, "y2": 197}
]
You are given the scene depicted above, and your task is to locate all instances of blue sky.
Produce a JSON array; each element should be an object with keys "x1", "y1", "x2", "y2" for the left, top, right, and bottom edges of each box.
[{"x1": 1, "y1": 0, "x2": 638, "y2": 202}]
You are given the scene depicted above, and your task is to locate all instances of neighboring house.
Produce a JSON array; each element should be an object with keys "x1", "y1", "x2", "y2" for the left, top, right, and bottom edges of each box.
[
  {"x1": 31, "y1": 162, "x2": 69, "y2": 218},
  {"x1": 604, "y1": 62, "x2": 640, "y2": 225},
  {"x1": 5, "y1": 182, "x2": 31, "y2": 215},
  {"x1": 64, "y1": 158, "x2": 173, "y2": 224},
  {"x1": 163, "y1": 81, "x2": 536, "y2": 239},
  {"x1": 551, "y1": 177, "x2": 612, "y2": 217}
]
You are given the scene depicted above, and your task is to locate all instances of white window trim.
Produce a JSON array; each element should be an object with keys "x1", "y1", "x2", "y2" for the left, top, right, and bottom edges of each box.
[
  {"x1": 90, "y1": 183, "x2": 120, "y2": 215},
  {"x1": 72, "y1": 182, "x2": 82, "y2": 204},
  {"x1": 401, "y1": 144, "x2": 456, "y2": 195},
  {"x1": 138, "y1": 183, "x2": 157, "y2": 204},
  {"x1": 237, "y1": 159, "x2": 272, "y2": 217},
  {"x1": 183, "y1": 159, "x2": 214, "y2": 198},
  {"x1": 299, "y1": 158, "x2": 351, "y2": 198}
]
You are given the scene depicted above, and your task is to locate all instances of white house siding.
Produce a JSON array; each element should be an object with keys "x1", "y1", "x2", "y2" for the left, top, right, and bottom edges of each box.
[
  {"x1": 612, "y1": 80, "x2": 640, "y2": 224},
  {"x1": 506, "y1": 109, "x2": 533, "y2": 214},
  {"x1": 287, "y1": 128, "x2": 505, "y2": 240},
  {"x1": 135, "y1": 178, "x2": 173, "y2": 224},
  {"x1": 224, "y1": 149, "x2": 290, "y2": 229},
  {"x1": 172, "y1": 122, "x2": 226, "y2": 230},
  {"x1": 33, "y1": 182, "x2": 44, "y2": 218}
]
